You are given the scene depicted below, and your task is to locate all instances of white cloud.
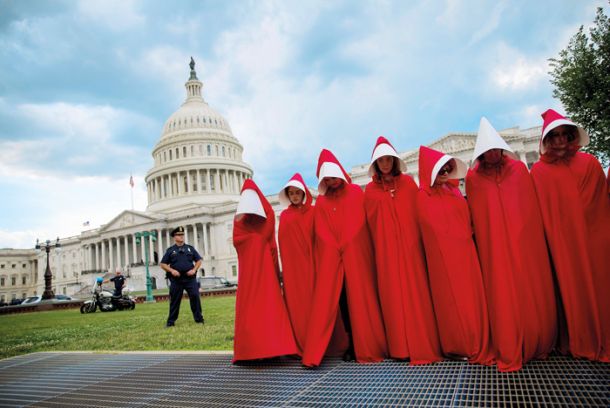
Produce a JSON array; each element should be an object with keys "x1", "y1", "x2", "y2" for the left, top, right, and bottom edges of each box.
[
  {"x1": 18, "y1": 102, "x2": 117, "y2": 142},
  {"x1": 489, "y1": 43, "x2": 548, "y2": 91},
  {"x1": 0, "y1": 102, "x2": 156, "y2": 177},
  {"x1": 0, "y1": 174, "x2": 148, "y2": 249},
  {"x1": 516, "y1": 101, "x2": 565, "y2": 128},
  {"x1": 76, "y1": 0, "x2": 145, "y2": 31}
]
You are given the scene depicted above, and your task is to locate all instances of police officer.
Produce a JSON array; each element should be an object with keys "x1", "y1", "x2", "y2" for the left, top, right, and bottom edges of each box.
[
  {"x1": 160, "y1": 226, "x2": 204, "y2": 327},
  {"x1": 107, "y1": 270, "x2": 126, "y2": 296}
]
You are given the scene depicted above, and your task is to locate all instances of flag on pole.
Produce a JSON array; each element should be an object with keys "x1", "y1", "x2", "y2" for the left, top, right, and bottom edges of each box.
[
  {"x1": 83, "y1": 221, "x2": 90, "y2": 227},
  {"x1": 129, "y1": 174, "x2": 134, "y2": 188}
]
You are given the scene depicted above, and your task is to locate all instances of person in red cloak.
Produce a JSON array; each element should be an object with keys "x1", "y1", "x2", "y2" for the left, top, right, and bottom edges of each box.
[
  {"x1": 232, "y1": 179, "x2": 298, "y2": 363},
  {"x1": 530, "y1": 109, "x2": 610, "y2": 362},
  {"x1": 416, "y1": 145, "x2": 493, "y2": 365},
  {"x1": 302, "y1": 149, "x2": 387, "y2": 367},
  {"x1": 465, "y1": 118, "x2": 557, "y2": 372},
  {"x1": 364, "y1": 136, "x2": 443, "y2": 364},
  {"x1": 278, "y1": 173, "x2": 315, "y2": 354}
]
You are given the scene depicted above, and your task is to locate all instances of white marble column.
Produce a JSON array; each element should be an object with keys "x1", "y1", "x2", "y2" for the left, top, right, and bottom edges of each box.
[
  {"x1": 123, "y1": 236, "x2": 129, "y2": 267},
  {"x1": 209, "y1": 224, "x2": 217, "y2": 255},
  {"x1": 109, "y1": 237, "x2": 114, "y2": 273},
  {"x1": 132, "y1": 233, "x2": 138, "y2": 264},
  {"x1": 206, "y1": 170, "x2": 211, "y2": 193},
  {"x1": 196, "y1": 170, "x2": 202, "y2": 193},
  {"x1": 93, "y1": 242, "x2": 100, "y2": 270},
  {"x1": 101, "y1": 241, "x2": 106, "y2": 271},
  {"x1": 202, "y1": 223, "x2": 209, "y2": 255},
  {"x1": 157, "y1": 229, "x2": 164, "y2": 260},
  {"x1": 178, "y1": 171, "x2": 184, "y2": 196},
  {"x1": 116, "y1": 237, "x2": 122, "y2": 270},
  {"x1": 193, "y1": 223, "x2": 199, "y2": 254},
  {"x1": 149, "y1": 234, "x2": 154, "y2": 264},
  {"x1": 186, "y1": 171, "x2": 191, "y2": 194},
  {"x1": 184, "y1": 225, "x2": 189, "y2": 243},
  {"x1": 161, "y1": 176, "x2": 166, "y2": 198},
  {"x1": 215, "y1": 170, "x2": 220, "y2": 192},
  {"x1": 166, "y1": 230, "x2": 171, "y2": 248},
  {"x1": 95, "y1": 242, "x2": 100, "y2": 270},
  {"x1": 140, "y1": 236, "x2": 146, "y2": 263}
]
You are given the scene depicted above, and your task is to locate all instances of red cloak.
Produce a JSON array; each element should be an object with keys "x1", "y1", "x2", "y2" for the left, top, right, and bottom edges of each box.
[
  {"x1": 365, "y1": 173, "x2": 443, "y2": 363},
  {"x1": 416, "y1": 146, "x2": 493, "y2": 364},
  {"x1": 302, "y1": 150, "x2": 387, "y2": 366},
  {"x1": 466, "y1": 157, "x2": 557, "y2": 371},
  {"x1": 278, "y1": 174, "x2": 315, "y2": 354},
  {"x1": 232, "y1": 180, "x2": 298, "y2": 362},
  {"x1": 531, "y1": 152, "x2": 610, "y2": 362}
]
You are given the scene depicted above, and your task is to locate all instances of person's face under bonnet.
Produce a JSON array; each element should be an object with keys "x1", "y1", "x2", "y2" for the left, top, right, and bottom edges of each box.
[
  {"x1": 434, "y1": 160, "x2": 454, "y2": 186},
  {"x1": 545, "y1": 125, "x2": 577, "y2": 155},
  {"x1": 324, "y1": 177, "x2": 344, "y2": 191},
  {"x1": 482, "y1": 149, "x2": 503, "y2": 165},
  {"x1": 286, "y1": 186, "x2": 305, "y2": 206},
  {"x1": 376, "y1": 155, "x2": 395, "y2": 176}
]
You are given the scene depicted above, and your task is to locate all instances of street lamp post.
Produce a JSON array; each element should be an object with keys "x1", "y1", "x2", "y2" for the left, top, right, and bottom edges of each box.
[
  {"x1": 135, "y1": 231, "x2": 157, "y2": 303},
  {"x1": 35, "y1": 238, "x2": 61, "y2": 300}
]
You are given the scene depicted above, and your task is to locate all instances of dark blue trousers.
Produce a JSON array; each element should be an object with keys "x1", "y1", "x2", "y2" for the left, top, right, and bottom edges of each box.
[{"x1": 167, "y1": 276, "x2": 203, "y2": 324}]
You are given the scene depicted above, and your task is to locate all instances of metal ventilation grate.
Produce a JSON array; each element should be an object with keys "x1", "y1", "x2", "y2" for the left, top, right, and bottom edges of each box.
[{"x1": 0, "y1": 353, "x2": 607, "y2": 407}]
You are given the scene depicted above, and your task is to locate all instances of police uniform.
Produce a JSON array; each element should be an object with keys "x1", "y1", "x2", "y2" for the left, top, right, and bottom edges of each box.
[
  {"x1": 110, "y1": 274, "x2": 126, "y2": 296},
  {"x1": 161, "y1": 226, "x2": 204, "y2": 326}
]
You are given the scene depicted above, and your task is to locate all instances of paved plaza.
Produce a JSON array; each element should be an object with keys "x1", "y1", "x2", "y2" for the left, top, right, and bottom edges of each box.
[{"x1": 0, "y1": 352, "x2": 608, "y2": 407}]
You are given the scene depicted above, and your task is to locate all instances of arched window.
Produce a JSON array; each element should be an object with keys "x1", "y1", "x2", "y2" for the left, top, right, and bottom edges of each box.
[
  {"x1": 207, "y1": 145, "x2": 211, "y2": 156},
  {"x1": 183, "y1": 146, "x2": 187, "y2": 157},
  {"x1": 176, "y1": 148, "x2": 179, "y2": 158},
  {"x1": 169, "y1": 150, "x2": 172, "y2": 160},
  {"x1": 222, "y1": 146, "x2": 225, "y2": 157}
]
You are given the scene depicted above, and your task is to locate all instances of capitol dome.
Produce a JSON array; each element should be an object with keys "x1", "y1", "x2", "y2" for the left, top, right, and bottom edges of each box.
[{"x1": 145, "y1": 59, "x2": 253, "y2": 213}]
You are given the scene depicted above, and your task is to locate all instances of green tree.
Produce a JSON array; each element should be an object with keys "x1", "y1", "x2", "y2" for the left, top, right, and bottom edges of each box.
[{"x1": 549, "y1": 5, "x2": 610, "y2": 166}]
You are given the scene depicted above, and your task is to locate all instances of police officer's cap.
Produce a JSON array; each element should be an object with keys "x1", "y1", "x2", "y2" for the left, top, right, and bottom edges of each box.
[{"x1": 170, "y1": 226, "x2": 185, "y2": 237}]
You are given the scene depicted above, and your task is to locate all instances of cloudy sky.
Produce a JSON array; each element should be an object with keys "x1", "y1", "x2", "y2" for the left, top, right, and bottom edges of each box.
[{"x1": 0, "y1": 0, "x2": 606, "y2": 249}]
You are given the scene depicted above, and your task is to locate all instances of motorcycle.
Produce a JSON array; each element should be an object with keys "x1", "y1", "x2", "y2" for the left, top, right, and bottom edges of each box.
[{"x1": 80, "y1": 278, "x2": 136, "y2": 313}]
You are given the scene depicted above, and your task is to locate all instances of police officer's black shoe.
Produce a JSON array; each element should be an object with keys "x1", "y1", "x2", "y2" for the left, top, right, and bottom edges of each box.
[
  {"x1": 195, "y1": 319, "x2": 204, "y2": 324},
  {"x1": 165, "y1": 322, "x2": 175, "y2": 328}
]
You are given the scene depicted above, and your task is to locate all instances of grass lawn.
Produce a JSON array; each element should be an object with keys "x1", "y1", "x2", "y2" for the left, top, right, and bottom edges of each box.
[{"x1": 0, "y1": 295, "x2": 235, "y2": 360}]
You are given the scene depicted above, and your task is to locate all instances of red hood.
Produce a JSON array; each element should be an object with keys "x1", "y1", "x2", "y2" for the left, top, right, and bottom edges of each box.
[
  {"x1": 316, "y1": 149, "x2": 352, "y2": 194},
  {"x1": 279, "y1": 172, "x2": 313, "y2": 208},
  {"x1": 418, "y1": 146, "x2": 446, "y2": 192},
  {"x1": 240, "y1": 179, "x2": 275, "y2": 220}
]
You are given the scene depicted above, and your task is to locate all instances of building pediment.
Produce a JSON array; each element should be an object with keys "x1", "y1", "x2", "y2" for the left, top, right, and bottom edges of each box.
[
  {"x1": 99, "y1": 210, "x2": 163, "y2": 233},
  {"x1": 428, "y1": 133, "x2": 477, "y2": 155}
]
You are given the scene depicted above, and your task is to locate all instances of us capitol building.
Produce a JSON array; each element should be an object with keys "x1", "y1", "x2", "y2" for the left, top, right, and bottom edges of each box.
[{"x1": 0, "y1": 61, "x2": 543, "y2": 303}]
